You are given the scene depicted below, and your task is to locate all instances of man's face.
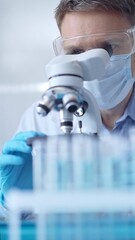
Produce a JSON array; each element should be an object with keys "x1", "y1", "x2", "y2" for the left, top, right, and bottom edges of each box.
[{"x1": 60, "y1": 11, "x2": 135, "y2": 76}]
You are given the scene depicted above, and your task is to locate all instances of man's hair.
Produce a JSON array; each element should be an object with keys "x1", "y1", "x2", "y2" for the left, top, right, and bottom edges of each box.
[{"x1": 54, "y1": 0, "x2": 135, "y2": 29}]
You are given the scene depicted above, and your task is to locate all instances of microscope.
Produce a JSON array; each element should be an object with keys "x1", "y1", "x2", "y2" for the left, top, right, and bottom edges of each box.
[{"x1": 36, "y1": 48, "x2": 111, "y2": 136}]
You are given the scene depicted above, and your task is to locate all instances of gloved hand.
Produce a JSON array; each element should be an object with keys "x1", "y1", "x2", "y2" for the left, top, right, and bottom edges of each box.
[
  {"x1": 0, "y1": 131, "x2": 45, "y2": 165},
  {"x1": 0, "y1": 131, "x2": 45, "y2": 197}
]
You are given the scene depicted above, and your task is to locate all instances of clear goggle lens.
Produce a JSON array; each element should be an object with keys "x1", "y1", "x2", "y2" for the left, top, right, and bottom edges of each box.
[{"x1": 53, "y1": 27, "x2": 135, "y2": 57}]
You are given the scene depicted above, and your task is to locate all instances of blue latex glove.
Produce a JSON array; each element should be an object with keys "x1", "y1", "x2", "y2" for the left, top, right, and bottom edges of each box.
[
  {"x1": 0, "y1": 131, "x2": 45, "y2": 165},
  {"x1": 0, "y1": 131, "x2": 45, "y2": 198}
]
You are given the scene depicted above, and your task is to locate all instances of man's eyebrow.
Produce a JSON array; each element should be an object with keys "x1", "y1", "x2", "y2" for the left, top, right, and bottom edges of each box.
[
  {"x1": 64, "y1": 45, "x2": 84, "y2": 50},
  {"x1": 64, "y1": 40, "x2": 111, "y2": 50},
  {"x1": 63, "y1": 41, "x2": 84, "y2": 49}
]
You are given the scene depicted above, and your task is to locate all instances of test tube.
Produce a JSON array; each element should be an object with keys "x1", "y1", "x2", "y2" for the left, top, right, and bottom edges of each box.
[
  {"x1": 32, "y1": 137, "x2": 46, "y2": 190},
  {"x1": 56, "y1": 135, "x2": 72, "y2": 190},
  {"x1": 129, "y1": 129, "x2": 135, "y2": 187},
  {"x1": 44, "y1": 136, "x2": 59, "y2": 191}
]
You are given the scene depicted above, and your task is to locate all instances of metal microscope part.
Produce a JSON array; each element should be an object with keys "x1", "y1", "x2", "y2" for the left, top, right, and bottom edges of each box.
[
  {"x1": 36, "y1": 86, "x2": 84, "y2": 134},
  {"x1": 37, "y1": 86, "x2": 84, "y2": 114},
  {"x1": 36, "y1": 93, "x2": 55, "y2": 116},
  {"x1": 59, "y1": 108, "x2": 73, "y2": 134},
  {"x1": 62, "y1": 92, "x2": 80, "y2": 113},
  {"x1": 46, "y1": 48, "x2": 110, "y2": 86},
  {"x1": 74, "y1": 101, "x2": 88, "y2": 117}
]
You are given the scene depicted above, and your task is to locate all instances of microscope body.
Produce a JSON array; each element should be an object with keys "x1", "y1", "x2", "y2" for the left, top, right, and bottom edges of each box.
[{"x1": 36, "y1": 49, "x2": 110, "y2": 135}]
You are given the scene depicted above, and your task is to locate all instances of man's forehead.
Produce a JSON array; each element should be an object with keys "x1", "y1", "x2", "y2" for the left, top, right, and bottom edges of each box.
[{"x1": 61, "y1": 11, "x2": 131, "y2": 38}]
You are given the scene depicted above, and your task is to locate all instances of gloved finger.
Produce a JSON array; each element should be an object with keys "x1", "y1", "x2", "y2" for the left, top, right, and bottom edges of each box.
[
  {"x1": 0, "y1": 155, "x2": 23, "y2": 165},
  {"x1": 13, "y1": 131, "x2": 46, "y2": 141},
  {"x1": 2, "y1": 140, "x2": 32, "y2": 154}
]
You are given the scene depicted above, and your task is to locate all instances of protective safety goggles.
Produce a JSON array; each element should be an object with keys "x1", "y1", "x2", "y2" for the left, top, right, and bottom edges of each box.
[{"x1": 53, "y1": 26, "x2": 135, "y2": 57}]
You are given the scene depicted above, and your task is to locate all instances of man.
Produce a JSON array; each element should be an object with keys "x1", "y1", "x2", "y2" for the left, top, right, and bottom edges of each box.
[{"x1": 0, "y1": 0, "x2": 135, "y2": 206}]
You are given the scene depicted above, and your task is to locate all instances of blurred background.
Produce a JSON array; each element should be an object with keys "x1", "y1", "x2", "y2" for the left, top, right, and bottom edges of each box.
[{"x1": 0, "y1": 0, "x2": 59, "y2": 149}]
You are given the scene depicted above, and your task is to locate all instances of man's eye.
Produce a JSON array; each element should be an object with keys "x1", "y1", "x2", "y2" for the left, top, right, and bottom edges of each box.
[
  {"x1": 107, "y1": 41, "x2": 121, "y2": 53},
  {"x1": 65, "y1": 48, "x2": 84, "y2": 55},
  {"x1": 111, "y1": 43, "x2": 120, "y2": 50}
]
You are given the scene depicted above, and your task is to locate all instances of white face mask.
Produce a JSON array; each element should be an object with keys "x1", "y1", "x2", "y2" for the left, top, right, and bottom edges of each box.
[{"x1": 84, "y1": 54, "x2": 135, "y2": 110}]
